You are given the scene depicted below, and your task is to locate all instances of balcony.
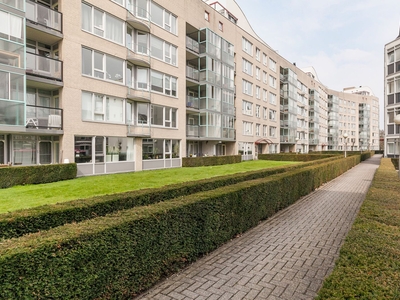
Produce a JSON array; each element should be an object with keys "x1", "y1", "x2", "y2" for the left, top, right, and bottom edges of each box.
[
  {"x1": 26, "y1": 52, "x2": 63, "y2": 88},
  {"x1": 26, "y1": 0, "x2": 63, "y2": 44},
  {"x1": 126, "y1": 87, "x2": 151, "y2": 102},
  {"x1": 186, "y1": 125, "x2": 199, "y2": 137},
  {"x1": 186, "y1": 36, "x2": 199, "y2": 54},
  {"x1": 25, "y1": 105, "x2": 63, "y2": 131},
  {"x1": 126, "y1": 46, "x2": 150, "y2": 67},
  {"x1": 126, "y1": 5, "x2": 150, "y2": 32},
  {"x1": 186, "y1": 95, "x2": 199, "y2": 109},
  {"x1": 127, "y1": 122, "x2": 151, "y2": 137},
  {"x1": 222, "y1": 128, "x2": 235, "y2": 139},
  {"x1": 186, "y1": 65, "x2": 199, "y2": 84}
]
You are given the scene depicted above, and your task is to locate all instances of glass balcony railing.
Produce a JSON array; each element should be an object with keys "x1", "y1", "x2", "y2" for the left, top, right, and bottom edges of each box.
[
  {"x1": 186, "y1": 66, "x2": 199, "y2": 81},
  {"x1": 186, "y1": 95, "x2": 199, "y2": 109},
  {"x1": 127, "y1": 122, "x2": 151, "y2": 137},
  {"x1": 0, "y1": 0, "x2": 24, "y2": 10},
  {"x1": 186, "y1": 36, "x2": 199, "y2": 53},
  {"x1": 186, "y1": 125, "x2": 199, "y2": 137},
  {"x1": 25, "y1": 105, "x2": 63, "y2": 129},
  {"x1": 26, "y1": 52, "x2": 62, "y2": 81},
  {"x1": 26, "y1": 0, "x2": 62, "y2": 32}
]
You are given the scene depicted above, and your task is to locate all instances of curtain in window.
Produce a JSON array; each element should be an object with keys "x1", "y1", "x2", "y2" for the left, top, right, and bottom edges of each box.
[
  {"x1": 150, "y1": 2, "x2": 163, "y2": 26},
  {"x1": 0, "y1": 11, "x2": 9, "y2": 38},
  {"x1": 137, "y1": 68, "x2": 148, "y2": 89},
  {"x1": 81, "y1": 3, "x2": 92, "y2": 32},
  {"x1": 151, "y1": 71, "x2": 163, "y2": 93},
  {"x1": 150, "y1": 35, "x2": 163, "y2": 60},
  {"x1": 106, "y1": 14, "x2": 123, "y2": 44},
  {"x1": 106, "y1": 97, "x2": 124, "y2": 123},
  {"x1": 81, "y1": 92, "x2": 92, "y2": 120}
]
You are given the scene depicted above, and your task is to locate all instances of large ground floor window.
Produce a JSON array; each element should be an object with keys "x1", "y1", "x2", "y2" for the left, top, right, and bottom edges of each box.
[
  {"x1": 142, "y1": 139, "x2": 179, "y2": 160},
  {"x1": 12, "y1": 135, "x2": 59, "y2": 165},
  {"x1": 75, "y1": 136, "x2": 134, "y2": 163}
]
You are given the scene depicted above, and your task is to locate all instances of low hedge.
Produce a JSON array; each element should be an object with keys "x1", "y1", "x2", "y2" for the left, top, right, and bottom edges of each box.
[
  {"x1": 391, "y1": 158, "x2": 399, "y2": 170},
  {"x1": 0, "y1": 163, "x2": 77, "y2": 189},
  {"x1": 182, "y1": 155, "x2": 241, "y2": 167},
  {"x1": 0, "y1": 157, "x2": 341, "y2": 240},
  {"x1": 317, "y1": 158, "x2": 400, "y2": 299},
  {"x1": 0, "y1": 154, "x2": 361, "y2": 299},
  {"x1": 258, "y1": 153, "x2": 339, "y2": 162}
]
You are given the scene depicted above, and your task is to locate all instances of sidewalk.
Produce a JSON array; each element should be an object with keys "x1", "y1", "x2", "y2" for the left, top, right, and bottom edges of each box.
[{"x1": 136, "y1": 155, "x2": 382, "y2": 300}]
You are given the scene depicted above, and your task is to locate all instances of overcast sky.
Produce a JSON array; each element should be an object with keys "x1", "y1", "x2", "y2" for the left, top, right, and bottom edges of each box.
[{"x1": 234, "y1": 0, "x2": 400, "y2": 129}]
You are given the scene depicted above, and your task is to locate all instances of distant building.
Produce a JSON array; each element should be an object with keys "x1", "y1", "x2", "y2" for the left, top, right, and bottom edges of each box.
[
  {"x1": 384, "y1": 28, "x2": 400, "y2": 157},
  {"x1": 0, "y1": 0, "x2": 380, "y2": 174}
]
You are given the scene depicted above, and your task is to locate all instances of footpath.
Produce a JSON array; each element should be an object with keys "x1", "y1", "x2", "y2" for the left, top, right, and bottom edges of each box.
[{"x1": 136, "y1": 155, "x2": 382, "y2": 300}]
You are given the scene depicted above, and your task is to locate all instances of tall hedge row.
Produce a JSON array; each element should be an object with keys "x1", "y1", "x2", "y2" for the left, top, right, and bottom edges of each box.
[
  {"x1": 0, "y1": 155, "x2": 363, "y2": 299},
  {"x1": 258, "y1": 153, "x2": 339, "y2": 162},
  {"x1": 0, "y1": 163, "x2": 77, "y2": 189}
]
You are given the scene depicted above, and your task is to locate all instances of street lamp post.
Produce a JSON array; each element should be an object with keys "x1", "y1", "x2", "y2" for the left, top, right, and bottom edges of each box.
[
  {"x1": 343, "y1": 133, "x2": 348, "y2": 158},
  {"x1": 394, "y1": 114, "x2": 400, "y2": 178}
]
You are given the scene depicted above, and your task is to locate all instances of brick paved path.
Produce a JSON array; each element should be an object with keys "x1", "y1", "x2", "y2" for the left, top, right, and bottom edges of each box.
[{"x1": 136, "y1": 155, "x2": 381, "y2": 300}]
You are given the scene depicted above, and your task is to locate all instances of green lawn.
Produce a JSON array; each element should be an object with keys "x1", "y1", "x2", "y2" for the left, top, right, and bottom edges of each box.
[{"x1": 0, "y1": 160, "x2": 297, "y2": 214}]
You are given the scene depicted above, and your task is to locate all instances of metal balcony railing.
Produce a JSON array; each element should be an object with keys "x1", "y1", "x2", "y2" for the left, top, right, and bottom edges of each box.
[
  {"x1": 25, "y1": 105, "x2": 63, "y2": 129},
  {"x1": 26, "y1": 0, "x2": 62, "y2": 32},
  {"x1": 26, "y1": 52, "x2": 63, "y2": 81},
  {"x1": 186, "y1": 95, "x2": 199, "y2": 109},
  {"x1": 186, "y1": 36, "x2": 199, "y2": 53}
]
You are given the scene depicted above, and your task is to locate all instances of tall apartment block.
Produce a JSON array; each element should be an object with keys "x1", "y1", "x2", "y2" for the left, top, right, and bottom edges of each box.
[
  {"x1": 0, "y1": 0, "x2": 380, "y2": 175},
  {"x1": 384, "y1": 30, "x2": 400, "y2": 157}
]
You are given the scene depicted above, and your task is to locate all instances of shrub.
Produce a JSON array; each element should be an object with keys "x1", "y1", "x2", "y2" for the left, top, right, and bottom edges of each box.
[
  {"x1": 182, "y1": 155, "x2": 241, "y2": 167},
  {"x1": 316, "y1": 158, "x2": 400, "y2": 299},
  {"x1": 0, "y1": 155, "x2": 360, "y2": 299},
  {"x1": 0, "y1": 163, "x2": 77, "y2": 189}
]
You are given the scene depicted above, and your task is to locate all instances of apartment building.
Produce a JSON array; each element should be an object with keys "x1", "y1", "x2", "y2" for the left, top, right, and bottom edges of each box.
[
  {"x1": 0, "y1": 0, "x2": 380, "y2": 176},
  {"x1": 384, "y1": 30, "x2": 400, "y2": 157}
]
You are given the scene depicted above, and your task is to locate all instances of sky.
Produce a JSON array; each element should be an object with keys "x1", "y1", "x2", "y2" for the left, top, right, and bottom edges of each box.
[{"x1": 234, "y1": 0, "x2": 400, "y2": 129}]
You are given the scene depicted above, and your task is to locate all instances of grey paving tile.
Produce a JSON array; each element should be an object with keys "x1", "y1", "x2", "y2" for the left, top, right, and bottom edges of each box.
[{"x1": 134, "y1": 156, "x2": 381, "y2": 300}]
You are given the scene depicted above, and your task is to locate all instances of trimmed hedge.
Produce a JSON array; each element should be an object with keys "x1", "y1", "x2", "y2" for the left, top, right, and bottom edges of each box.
[
  {"x1": 0, "y1": 154, "x2": 362, "y2": 299},
  {"x1": 391, "y1": 158, "x2": 399, "y2": 170},
  {"x1": 1, "y1": 158, "x2": 337, "y2": 240},
  {"x1": 259, "y1": 153, "x2": 339, "y2": 162},
  {"x1": 182, "y1": 155, "x2": 241, "y2": 167},
  {"x1": 0, "y1": 163, "x2": 77, "y2": 189},
  {"x1": 316, "y1": 158, "x2": 400, "y2": 299}
]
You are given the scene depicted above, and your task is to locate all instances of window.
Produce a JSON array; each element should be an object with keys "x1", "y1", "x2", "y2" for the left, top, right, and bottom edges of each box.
[
  {"x1": 150, "y1": 70, "x2": 177, "y2": 96},
  {"x1": 143, "y1": 139, "x2": 179, "y2": 160},
  {"x1": 75, "y1": 136, "x2": 134, "y2": 163},
  {"x1": 151, "y1": 2, "x2": 177, "y2": 34},
  {"x1": 242, "y1": 37, "x2": 253, "y2": 56},
  {"x1": 269, "y1": 109, "x2": 276, "y2": 121},
  {"x1": 255, "y1": 123, "x2": 260, "y2": 136},
  {"x1": 0, "y1": 10, "x2": 24, "y2": 43},
  {"x1": 256, "y1": 67, "x2": 260, "y2": 80},
  {"x1": 150, "y1": 35, "x2": 178, "y2": 65},
  {"x1": 263, "y1": 107, "x2": 267, "y2": 119},
  {"x1": 263, "y1": 71, "x2": 267, "y2": 84},
  {"x1": 242, "y1": 100, "x2": 253, "y2": 116},
  {"x1": 82, "y1": 47, "x2": 124, "y2": 83},
  {"x1": 242, "y1": 58, "x2": 253, "y2": 76},
  {"x1": 205, "y1": 11, "x2": 210, "y2": 21},
  {"x1": 269, "y1": 75, "x2": 276, "y2": 88},
  {"x1": 242, "y1": 79, "x2": 253, "y2": 96},
  {"x1": 263, "y1": 53, "x2": 267, "y2": 66},
  {"x1": 256, "y1": 86, "x2": 260, "y2": 99},
  {"x1": 269, "y1": 126, "x2": 276, "y2": 137},
  {"x1": 255, "y1": 48, "x2": 260, "y2": 61},
  {"x1": 255, "y1": 105, "x2": 260, "y2": 118},
  {"x1": 262, "y1": 89, "x2": 267, "y2": 102},
  {"x1": 151, "y1": 105, "x2": 177, "y2": 128},
  {"x1": 263, "y1": 125, "x2": 267, "y2": 137},
  {"x1": 269, "y1": 58, "x2": 276, "y2": 71},
  {"x1": 82, "y1": 91, "x2": 124, "y2": 123},
  {"x1": 81, "y1": 3, "x2": 124, "y2": 44},
  {"x1": 218, "y1": 21, "x2": 223, "y2": 31},
  {"x1": 243, "y1": 121, "x2": 253, "y2": 135}
]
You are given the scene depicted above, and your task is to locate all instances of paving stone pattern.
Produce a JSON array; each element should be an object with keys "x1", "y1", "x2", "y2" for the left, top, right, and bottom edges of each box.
[{"x1": 135, "y1": 155, "x2": 381, "y2": 300}]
